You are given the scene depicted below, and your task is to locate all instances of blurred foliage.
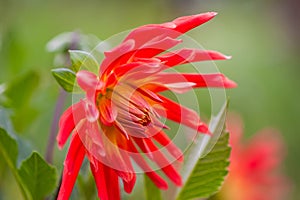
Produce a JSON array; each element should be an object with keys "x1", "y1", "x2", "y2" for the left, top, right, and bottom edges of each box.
[
  {"x1": 0, "y1": 128, "x2": 57, "y2": 200},
  {"x1": 0, "y1": 71, "x2": 40, "y2": 132},
  {"x1": 0, "y1": 0, "x2": 299, "y2": 199}
]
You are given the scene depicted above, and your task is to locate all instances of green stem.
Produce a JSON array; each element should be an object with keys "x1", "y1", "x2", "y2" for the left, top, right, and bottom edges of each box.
[{"x1": 0, "y1": 148, "x2": 30, "y2": 200}]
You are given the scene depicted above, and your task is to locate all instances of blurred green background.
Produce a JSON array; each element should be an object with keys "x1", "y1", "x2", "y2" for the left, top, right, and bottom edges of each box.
[{"x1": 0, "y1": 0, "x2": 299, "y2": 199}]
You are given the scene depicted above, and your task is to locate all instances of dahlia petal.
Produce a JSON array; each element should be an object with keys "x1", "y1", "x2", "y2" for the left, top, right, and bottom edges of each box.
[
  {"x1": 76, "y1": 119, "x2": 105, "y2": 158},
  {"x1": 145, "y1": 171, "x2": 168, "y2": 190},
  {"x1": 100, "y1": 13, "x2": 222, "y2": 86},
  {"x1": 128, "y1": 62, "x2": 163, "y2": 77},
  {"x1": 156, "y1": 49, "x2": 230, "y2": 67},
  {"x1": 161, "y1": 165, "x2": 182, "y2": 186},
  {"x1": 91, "y1": 162, "x2": 120, "y2": 200},
  {"x1": 173, "y1": 12, "x2": 217, "y2": 33},
  {"x1": 132, "y1": 37, "x2": 182, "y2": 58},
  {"x1": 127, "y1": 140, "x2": 168, "y2": 189},
  {"x1": 122, "y1": 172, "x2": 136, "y2": 193},
  {"x1": 132, "y1": 138, "x2": 154, "y2": 160},
  {"x1": 152, "y1": 73, "x2": 237, "y2": 92},
  {"x1": 104, "y1": 71, "x2": 118, "y2": 88},
  {"x1": 57, "y1": 107, "x2": 75, "y2": 149},
  {"x1": 153, "y1": 131, "x2": 184, "y2": 162},
  {"x1": 142, "y1": 138, "x2": 182, "y2": 186},
  {"x1": 100, "y1": 39, "x2": 135, "y2": 74},
  {"x1": 104, "y1": 39, "x2": 135, "y2": 59},
  {"x1": 164, "y1": 82, "x2": 196, "y2": 94},
  {"x1": 76, "y1": 70, "x2": 98, "y2": 92},
  {"x1": 116, "y1": 118, "x2": 147, "y2": 138},
  {"x1": 150, "y1": 117, "x2": 170, "y2": 130},
  {"x1": 124, "y1": 12, "x2": 216, "y2": 49},
  {"x1": 137, "y1": 88, "x2": 163, "y2": 103},
  {"x1": 114, "y1": 152, "x2": 135, "y2": 183},
  {"x1": 99, "y1": 99, "x2": 118, "y2": 126},
  {"x1": 101, "y1": 130, "x2": 135, "y2": 179},
  {"x1": 114, "y1": 58, "x2": 162, "y2": 78},
  {"x1": 155, "y1": 94, "x2": 210, "y2": 134},
  {"x1": 57, "y1": 133, "x2": 86, "y2": 200},
  {"x1": 115, "y1": 121, "x2": 130, "y2": 139},
  {"x1": 90, "y1": 160, "x2": 109, "y2": 200},
  {"x1": 103, "y1": 165, "x2": 120, "y2": 200},
  {"x1": 83, "y1": 97, "x2": 99, "y2": 122},
  {"x1": 114, "y1": 62, "x2": 141, "y2": 78},
  {"x1": 124, "y1": 26, "x2": 178, "y2": 50},
  {"x1": 57, "y1": 101, "x2": 85, "y2": 149}
]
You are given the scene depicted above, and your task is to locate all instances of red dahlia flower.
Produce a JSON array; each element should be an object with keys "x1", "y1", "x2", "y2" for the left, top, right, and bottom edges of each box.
[
  {"x1": 217, "y1": 114, "x2": 290, "y2": 200},
  {"x1": 56, "y1": 12, "x2": 236, "y2": 200}
]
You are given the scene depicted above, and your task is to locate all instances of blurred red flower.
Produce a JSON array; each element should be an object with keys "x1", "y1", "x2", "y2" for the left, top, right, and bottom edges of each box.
[
  {"x1": 56, "y1": 12, "x2": 236, "y2": 200},
  {"x1": 218, "y1": 114, "x2": 290, "y2": 200}
]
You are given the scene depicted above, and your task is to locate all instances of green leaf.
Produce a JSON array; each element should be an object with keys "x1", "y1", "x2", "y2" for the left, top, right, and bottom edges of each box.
[
  {"x1": 0, "y1": 128, "x2": 57, "y2": 200},
  {"x1": 51, "y1": 68, "x2": 76, "y2": 92},
  {"x1": 0, "y1": 127, "x2": 18, "y2": 171},
  {"x1": 176, "y1": 102, "x2": 231, "y2": 200},
  {"x1": 69, "y1": 50, "x2": 99, "y2": 73},
  {"x1": 144, "y1": 174, "x2": 162, "y2": 200},
  {"x1": 18, "y1": 152, "x2": 57, "y2": 200},
  {"x1": 0, "y1": 127, "x2": 29, "y2": 199}
]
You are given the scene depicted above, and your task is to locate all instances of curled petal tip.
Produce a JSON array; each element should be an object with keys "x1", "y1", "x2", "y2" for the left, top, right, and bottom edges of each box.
[
  {"x1": 158, "y1": 183, "x2": 168, "y2": 190},
  {"x1": 210, "y1": 12, "x2": 218, "y2": 16},
  {"x1": 57, "y1": 142, "x2": 64, "y2": 150},
  {"x1": 225, "y1": 55, "x2": 232, "y2": 59},
  {"x1": 198, "y1": 124, "x2": 212, "y2": 135},
  {"x1": 226, "y1": 79, "x2": 238, "y2": 88},
  {"x1": 174, "y1": 176, "x2": 183, "y2": 186}
]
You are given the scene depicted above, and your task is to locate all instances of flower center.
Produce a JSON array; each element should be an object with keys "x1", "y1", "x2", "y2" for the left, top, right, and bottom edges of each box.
[{"x1": 137, "y1": 112, "x2": 151, "y2": 126}]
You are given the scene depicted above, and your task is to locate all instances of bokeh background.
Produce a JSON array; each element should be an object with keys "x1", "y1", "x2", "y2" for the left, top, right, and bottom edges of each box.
[{"x1": 0, "y1": 0, "x2": 299, "y2": 199}]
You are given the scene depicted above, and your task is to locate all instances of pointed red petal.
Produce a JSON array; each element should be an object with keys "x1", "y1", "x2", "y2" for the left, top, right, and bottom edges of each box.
[
  {"x1": 173, "y1": 12, "x2": 217, "y2": 33},
  {"x1": 132, "y1": 137, "x2": 155, "y2": 160},
  {"x1": 57, "y1": 133, "x2": 86, "y2": 200},
  {"x1": 142, "y1": 138, "x2": 182, "y2": 186},
  {"x1": 155, "y1": 94, "x2": 210, "y2": 134},
  {"x1": 153, "y1": 131, "x2": 184, "y2": 162},
  {"x1": 103, "y1": 166, "x2": 120, "y2": 200},
  {"x1": 156, "y1": 49, "x2": 230, "y2": 67},
  {"x1": 114, "y1": 151, "x2": 135, "y2": 183},
  {"x1": 161, "y1": 164, "x2": 182, "y2": 186},
  {"x1": 127, "y1": 140, "x2": 168, "y2": 189},
  {"x1": 145, "y1": 171, "x2": 168, "y2": 190},
  {"x1": 90, "y1": 160, "x2": 109, "y2": 200},
  {"x1": 57, "y1": 101, "x2": 85, "y2": 149},
  {"x1": 122, "y1": 173, "x2": 136, "y2": 193},
  {"x1": 114, "y1": 58, "x2": 162, "y2": 79},
  {"x1": 91, "y1": 161, "x2": 121, "y2": 200},
  {"x1": 132, "y1": 37, "x2": 182, "y2": 59},
  {"x1": 152, "y1": 73, "x2": 237, "y2": 91},
  {"x1": 137, "y1": 87, "x2": 163, "y2": 103},
  {"x1": 124, "y1": 12, "x2": 217, "y2": 48}
]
